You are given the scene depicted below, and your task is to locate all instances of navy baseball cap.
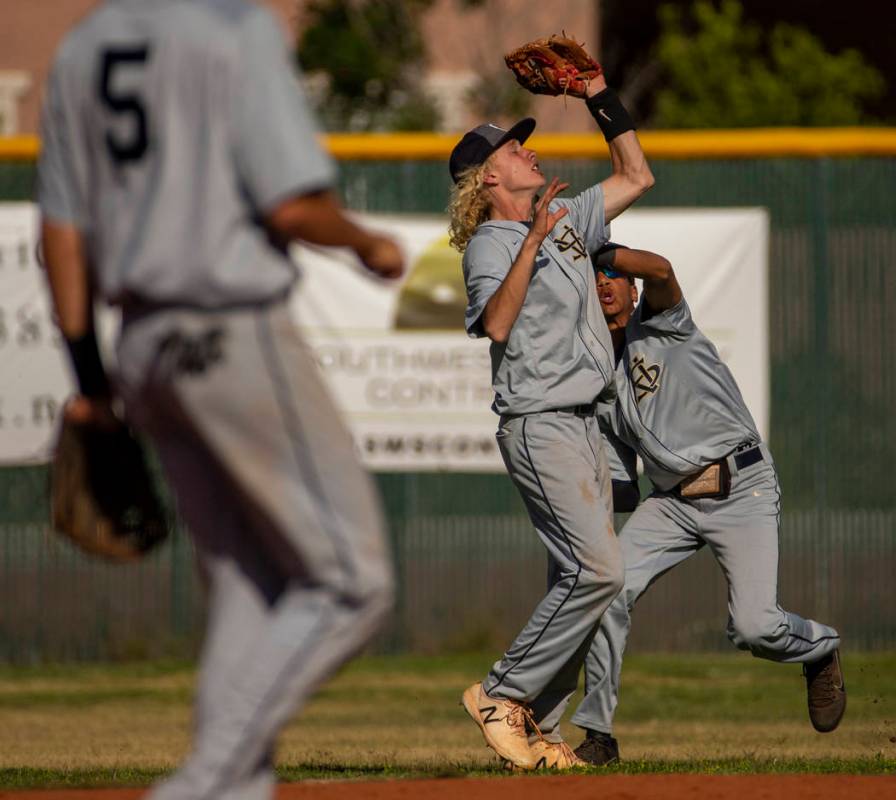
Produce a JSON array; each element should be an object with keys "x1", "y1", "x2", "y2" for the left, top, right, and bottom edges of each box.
[{"x1": 449, "y1": 118, "x2": 536, "y2": 183}]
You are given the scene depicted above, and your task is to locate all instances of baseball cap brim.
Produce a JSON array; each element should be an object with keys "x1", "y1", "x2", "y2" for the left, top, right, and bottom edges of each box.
[
  {"x1": 449, "y1": 117, "x2": 537, "y2": 183},
  {"x1": 496, "y1": 117, "x2": 536, "y2": 151}
]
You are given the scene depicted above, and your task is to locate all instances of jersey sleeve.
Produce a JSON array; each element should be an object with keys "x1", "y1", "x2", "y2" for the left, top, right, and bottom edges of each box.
[
  {"x1": 462, "y1": 234, "x2": 510, "y2": 338},
  {"x1": 232, "y1": 8, "x2": 336, "y2": 213},
  {"x1": 635, "y1": 297, "x2": 696, "y2": 341},
  {"x1": 549, "y1": 184, "x2": 609, "y2": 254},
  {"x1": 37, "y1": 52, "x2": 87, "y2": 227}
]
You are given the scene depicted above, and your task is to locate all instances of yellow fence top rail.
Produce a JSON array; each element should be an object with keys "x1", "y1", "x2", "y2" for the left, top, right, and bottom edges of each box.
[
  {"x1": 327, "y1": 129, "x2": 896, "y2": 159},
  {"x1": 4, "y1": 129, "x2": 896, "y2": 161}
]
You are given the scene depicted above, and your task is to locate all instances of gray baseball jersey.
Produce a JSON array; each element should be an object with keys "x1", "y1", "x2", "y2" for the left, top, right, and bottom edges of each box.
[
  {"x1": 463, "y1": 185, "x2": 614, "y2": 415},
  {"x1": 461, "y1": 185, "x2": 624, "y2": 744},
  {"x1": 612, "y1": 297, "x2": 760, "y2": 490},
  {"x1": 574, "y1": 294, "x2": 839, "y2": 738},
  {"x1": 38, "y1": 0, "x2": 335, "y2": 309}
]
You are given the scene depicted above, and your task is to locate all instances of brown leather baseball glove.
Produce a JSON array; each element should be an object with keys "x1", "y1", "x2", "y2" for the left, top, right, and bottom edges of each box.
[
  {"x1": 504, "y1": 34, "x2": 603, "y2": 98},
  {"x1": 50, "y1": 414, "x2": 168, "y2": 562}
]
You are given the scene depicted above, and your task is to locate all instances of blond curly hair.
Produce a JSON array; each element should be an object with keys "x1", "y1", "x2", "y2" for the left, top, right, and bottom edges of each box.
[{"x1": 447, "y1": 162, "x2": 493, "y2": 252}]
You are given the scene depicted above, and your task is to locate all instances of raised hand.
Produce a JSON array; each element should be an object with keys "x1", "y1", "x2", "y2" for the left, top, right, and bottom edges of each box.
[{"x1": 529, "y1": 178, "x2": 570, "y2": 244}]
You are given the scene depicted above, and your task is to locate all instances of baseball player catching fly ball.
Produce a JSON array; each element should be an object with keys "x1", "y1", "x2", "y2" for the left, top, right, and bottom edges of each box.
[
  {"x1": 569, "y1": 244, "x2": 846, "y2": 765},
  {"x1": 448, "y1": 37, "x2": 653, "y2": 770},
  {"x1": 38, "y1": 2, "x2": 404, "y2": 799}
]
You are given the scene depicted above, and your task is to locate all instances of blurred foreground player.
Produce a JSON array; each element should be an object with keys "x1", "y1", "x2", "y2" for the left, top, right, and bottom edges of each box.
[
  {"x1": 572, "y1": 245, "x2": 845, "y2": 765},
  {"x1": 38, "y1": 2, "x2": 403, "y2": 799}
]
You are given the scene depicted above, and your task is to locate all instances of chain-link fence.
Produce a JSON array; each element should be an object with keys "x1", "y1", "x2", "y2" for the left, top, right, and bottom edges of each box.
[{"x1": 1, "y1": 145, "x2": 894, "y2": 661}]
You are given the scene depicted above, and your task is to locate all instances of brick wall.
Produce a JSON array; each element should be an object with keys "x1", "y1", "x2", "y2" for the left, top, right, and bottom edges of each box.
[{"x1": 2, "y1": 0, "x2": 601, "y2": 135}]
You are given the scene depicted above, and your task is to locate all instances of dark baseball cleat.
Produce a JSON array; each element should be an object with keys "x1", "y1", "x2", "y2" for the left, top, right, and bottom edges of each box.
[
  {"x1": 803, "y1": 648, "x2": 847, "y2": 733},
  {"x1": 573, "y1": 729, "x2": 619, "y2": 765}
]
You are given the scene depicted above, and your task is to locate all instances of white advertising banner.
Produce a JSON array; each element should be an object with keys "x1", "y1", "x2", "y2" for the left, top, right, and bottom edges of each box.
[
  {"x1": 0, "y1": 204, "x2": 71, "y2": 464},
  {"x1": 0, "y1": 204, "x2": 768, "y2": 471},
  {"x1": 291, "y1": 208, "x2": 769, "y2": 472}
]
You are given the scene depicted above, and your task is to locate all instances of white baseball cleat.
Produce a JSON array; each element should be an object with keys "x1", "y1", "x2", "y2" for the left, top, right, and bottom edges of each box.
[
  {"x1": 529, "y1": 739, "x2": 587, "y2": 769},
  {"x1": 461, "y1": 682, "x2": 537, "y2": 770},
  {"x1": 504, "y1": 739, "x2": 586, "y2": 771}
]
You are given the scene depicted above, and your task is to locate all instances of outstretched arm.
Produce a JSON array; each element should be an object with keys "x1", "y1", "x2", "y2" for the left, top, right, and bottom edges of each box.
[
  {"x1": 585, "y1": 78, "x2": 654, "y2": 222},
  {"x1": 266, "y1": 190, "x2": 404, "y2": 280},
  {"x1": 600, "y1": 130, "x2": 654, "y2": 222}
]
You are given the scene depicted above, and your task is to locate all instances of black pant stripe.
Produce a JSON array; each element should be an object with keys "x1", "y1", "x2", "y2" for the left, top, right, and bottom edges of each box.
[
  {"x1": 492, "y1": 415, "x2": 583, "y2": 692},
  {"x1": 255, "y1": 313, "x2": 357, "y2": 588},
  {"x1": 201, "y1": 598, "x2": 333, "y2": 799}
]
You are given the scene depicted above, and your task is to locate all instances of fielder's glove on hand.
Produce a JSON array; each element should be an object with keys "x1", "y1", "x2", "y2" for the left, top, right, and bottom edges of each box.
[
  {"x1": 505, "y1": 34, "x2": 602, "y2": 98},
  {"x1": 51, "y1": 415, "x2": 168, "y2": 562}
]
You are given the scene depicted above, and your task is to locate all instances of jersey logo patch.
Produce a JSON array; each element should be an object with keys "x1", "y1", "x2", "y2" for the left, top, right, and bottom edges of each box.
[
  {"x1": 631, "y1": 354, "x2": 662, "y2": 402},
  {"x1": 157, "y1": 326, "x2": 227, "y2": 377},
  {"x1": 552, "y1": 225, "x2": 587, "y2": 261}
]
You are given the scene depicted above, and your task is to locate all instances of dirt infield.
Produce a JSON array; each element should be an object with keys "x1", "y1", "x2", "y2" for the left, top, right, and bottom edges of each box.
[{"x1": 4, "y1": 775, "x2": 896, "y2": 800}]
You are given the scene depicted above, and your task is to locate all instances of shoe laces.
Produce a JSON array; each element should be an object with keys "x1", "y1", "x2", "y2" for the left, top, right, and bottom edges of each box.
[
  {"x1": 505, "y1": 701, "x2": 544, "y2": 741},
  {"x1": 554, "y1": 741, "x2": 579, "y2": 765}
]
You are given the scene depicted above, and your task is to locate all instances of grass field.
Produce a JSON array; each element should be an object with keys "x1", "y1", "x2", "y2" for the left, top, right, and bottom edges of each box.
[{"x1": 0, "y1": 652, "x2": 894, "y2": 788}]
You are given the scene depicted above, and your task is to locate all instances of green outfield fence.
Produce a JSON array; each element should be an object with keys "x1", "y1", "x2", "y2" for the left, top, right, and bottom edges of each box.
[{"x1": 1, "y1": 133, "x2": 895, "y2": 661}]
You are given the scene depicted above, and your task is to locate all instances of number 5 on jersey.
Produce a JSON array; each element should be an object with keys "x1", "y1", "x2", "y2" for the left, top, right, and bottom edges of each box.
[{"x1": 99, "y1": 45, "x2": 151, "y2": 164}]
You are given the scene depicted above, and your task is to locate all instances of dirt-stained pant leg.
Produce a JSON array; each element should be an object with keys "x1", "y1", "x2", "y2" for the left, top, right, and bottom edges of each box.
[
  {"x1": 117, "y1": 303, "x2": 393, "y2": 800},
  {"x1": 700, "y1": 454, "x2": 840, "y2": 663},
  {"x1": 483, "y1": 411, "x2": 623, "y2": 723}
]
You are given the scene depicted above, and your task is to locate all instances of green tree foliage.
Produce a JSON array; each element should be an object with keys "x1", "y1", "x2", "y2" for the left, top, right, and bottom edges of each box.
[
  {"x1": 298, "y1": 0, "x2": 441, "y2": 131},
  {"x1": 465, "y1": 70, "x2": 532, "y2": 125},
  {"x1": 654, "y1": 0, "x2": 886, "y2": 127}
]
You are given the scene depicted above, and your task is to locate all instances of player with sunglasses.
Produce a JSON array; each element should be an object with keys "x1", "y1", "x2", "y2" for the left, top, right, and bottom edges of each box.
[{"x1": 569, "y1": 243, "x2": 846, "y2": 765}]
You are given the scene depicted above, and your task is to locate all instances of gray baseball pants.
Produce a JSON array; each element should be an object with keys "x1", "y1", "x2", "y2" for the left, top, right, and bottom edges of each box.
[
  {"x1": 115, "y1": 302, "x2": 393, "y2": 800},
  {"x1": 572, "y1": 444, "x2": 840, "y2": 734},
  {"x1": 485, "y1": 409, "x2": 624, "y2": 741}
]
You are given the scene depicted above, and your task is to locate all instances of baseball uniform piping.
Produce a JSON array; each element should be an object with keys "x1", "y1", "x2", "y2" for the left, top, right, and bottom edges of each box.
[
  {"x1": 491, "y1": 414, "x2": 583, "y2": 693},
  {"x1": 200, "y1": 598, "x2": 333, "y2": 800},
  {"x1": 620, "y1": 346, "x2": 703, "y2": 473},
  {"x1": 255, "y1": 313, "x2": 357, "y2": 590},
  {"x1": 546, "y1": 237, "x2": 612, "y2": 384},
  {"x1": 789, "y1": 633, "x2": 841, "y2": 646}
]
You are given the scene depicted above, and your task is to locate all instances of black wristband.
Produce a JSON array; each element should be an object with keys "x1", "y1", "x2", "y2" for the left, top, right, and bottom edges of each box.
[
  {"x1": 586, "y1": 88, "x2": 635, "y2": 142},
  {"x1": 64, "y1": 330, "x2": 111, "y2": 398}
]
